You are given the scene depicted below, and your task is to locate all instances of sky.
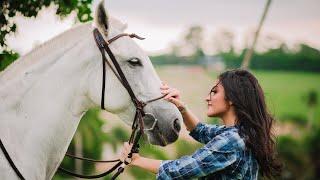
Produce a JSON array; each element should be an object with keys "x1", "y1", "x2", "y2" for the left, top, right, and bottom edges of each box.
[{"x1": 5, "y1": 0, "x2": 320, "y2": 55}]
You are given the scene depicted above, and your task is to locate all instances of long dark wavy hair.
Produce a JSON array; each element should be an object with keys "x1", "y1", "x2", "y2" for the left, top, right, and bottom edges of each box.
[{"x1": 218, "y1": 68, "x2": 282, "y2": 178}]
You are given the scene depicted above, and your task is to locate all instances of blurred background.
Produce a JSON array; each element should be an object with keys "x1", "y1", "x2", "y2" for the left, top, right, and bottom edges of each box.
[{"x1": 1, "y1": 0, "x2": 319, "y2": 179}]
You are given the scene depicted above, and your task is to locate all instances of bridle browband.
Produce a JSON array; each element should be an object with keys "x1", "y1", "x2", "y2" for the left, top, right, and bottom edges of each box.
[{"x1": 0, "y1": 28, "x2": 166, "y2": 180}]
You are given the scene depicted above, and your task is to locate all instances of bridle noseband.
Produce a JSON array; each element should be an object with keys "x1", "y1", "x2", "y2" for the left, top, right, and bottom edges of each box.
[{"x1": 0, "y1": 28, "x2": 166, "y2": 180}]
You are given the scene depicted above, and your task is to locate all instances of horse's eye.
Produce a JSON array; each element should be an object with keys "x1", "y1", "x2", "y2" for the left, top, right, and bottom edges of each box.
[{"x1": 127, "y1": 58, "x2": 142, "y2": 66}]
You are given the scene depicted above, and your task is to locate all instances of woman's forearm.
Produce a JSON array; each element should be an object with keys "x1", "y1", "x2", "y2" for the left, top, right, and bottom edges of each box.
[
  {"x1": 180, "y1": 106, "x2": 200, "y2": 132},
  {"x1": 131, "y1": 156, "x2": 161, "y2": 174}
]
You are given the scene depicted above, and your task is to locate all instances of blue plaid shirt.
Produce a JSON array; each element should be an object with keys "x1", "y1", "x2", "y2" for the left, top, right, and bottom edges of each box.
[{"x1": 156, "y1": 123, "x2": 259, "y2": 180}]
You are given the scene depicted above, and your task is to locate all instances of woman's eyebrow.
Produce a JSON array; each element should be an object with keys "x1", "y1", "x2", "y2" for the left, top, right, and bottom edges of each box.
[
  {"x1": 211, "y1": 84, "x2": 219, "y2": 91},
  {"x1": 213, "y1": 81, "x2": 222, "y2": 89}
]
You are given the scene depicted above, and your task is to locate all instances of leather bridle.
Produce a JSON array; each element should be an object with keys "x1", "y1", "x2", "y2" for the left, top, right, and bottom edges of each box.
[{"x1": 0, "y1": 28, "x2": 166, "y2": 179}]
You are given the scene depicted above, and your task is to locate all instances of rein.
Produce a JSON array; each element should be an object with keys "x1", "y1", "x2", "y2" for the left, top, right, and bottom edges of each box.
[{"x1": 0, "y1": 28, "x2": 166, "y2": 179}]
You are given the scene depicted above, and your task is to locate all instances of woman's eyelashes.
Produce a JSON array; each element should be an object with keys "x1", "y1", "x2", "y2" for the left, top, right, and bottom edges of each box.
[
  {"x1": 209, "y1": 88, "x2": 217, "y2": 96},
  {"x1": 127, "y1": 57, "x2": 142, "y2": 67}
]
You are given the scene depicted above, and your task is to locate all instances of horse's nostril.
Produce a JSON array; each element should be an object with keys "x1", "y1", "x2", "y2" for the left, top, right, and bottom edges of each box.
[{"x1": 173, "y1": 118, "x2": 181, "y2": 132}]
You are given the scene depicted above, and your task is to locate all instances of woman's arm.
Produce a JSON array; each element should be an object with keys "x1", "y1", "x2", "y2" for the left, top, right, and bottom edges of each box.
[
  {"x1": 131, "y1": 155, "x2": 161, "y2": 174},
  {"x1": 121, "y1": 131, "x2": 241, "y2": 179},
  {"x1": 161, "y1": 82, "x2": 222, "y2": 143},
  {"x1": 120, "y1": 142, "x2": 161, "y2": 174},
  {"x1": 169, "y1": 98, "x2": 199, "y2": 131}
]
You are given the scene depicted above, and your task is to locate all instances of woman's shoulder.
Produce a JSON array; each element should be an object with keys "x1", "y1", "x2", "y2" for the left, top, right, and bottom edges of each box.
[{"x1": 206, "y1": 126, "x2": 246, "y2": 153}]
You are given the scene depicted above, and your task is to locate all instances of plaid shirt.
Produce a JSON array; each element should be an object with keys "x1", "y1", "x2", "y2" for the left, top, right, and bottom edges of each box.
[{"x1": 156, "y1": 123, "x2": 259, "y2": 180}]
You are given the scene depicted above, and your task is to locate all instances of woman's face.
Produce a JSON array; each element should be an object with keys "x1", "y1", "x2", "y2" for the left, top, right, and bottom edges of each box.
[{"x1": 205, "y1": 79, "x2": 232, "y2": 117}]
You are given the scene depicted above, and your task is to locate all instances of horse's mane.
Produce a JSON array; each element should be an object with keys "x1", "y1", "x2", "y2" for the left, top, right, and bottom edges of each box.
[{"x1": 0, "y1": 22, "x2": 92, "y2": 83}]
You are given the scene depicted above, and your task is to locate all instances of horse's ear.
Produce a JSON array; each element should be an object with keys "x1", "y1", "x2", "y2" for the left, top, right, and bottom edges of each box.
[{"x1": 94, "y1": 1, "x2": 109, "y2": 36}]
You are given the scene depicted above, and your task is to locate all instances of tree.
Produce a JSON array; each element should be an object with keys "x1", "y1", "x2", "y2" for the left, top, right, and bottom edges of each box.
[
  {"x1": 212, "y1": 28, "x2": 235, "y2": 54},
  {"x1": 1, "y1": 0, "x2": 93, "y2": 51},
  {"x1": 168, "y1": 25, "x2": 205, "y2": 58},
  {"x1": 259, "y1": 33, "x2": 286, "y2": 52},
  {"x1": 0, "y1": 50, "x2": 18, "y2": 71},
  {"x1": 184, "y1": 25, "x2": 204, "y2": 57},
  {"x1": 305, "y1": 90, "x2": 318, "y2": 129},
  {"x1": 241, "y1": 0, "x2": 272, "y2": 69}
]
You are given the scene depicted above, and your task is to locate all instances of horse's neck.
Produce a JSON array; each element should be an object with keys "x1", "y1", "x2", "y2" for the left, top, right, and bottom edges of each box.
[
  {"x1": 0, "y1": 23, "x2": 92, "y2": 84},
  {"x1": 0, "y1": 36, "x2": 98, "y2": 179}
]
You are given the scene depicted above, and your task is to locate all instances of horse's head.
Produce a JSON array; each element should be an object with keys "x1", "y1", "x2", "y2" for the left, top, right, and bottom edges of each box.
[{"x1": 87, "y1": 1, "x2": 182, "y2": 146}]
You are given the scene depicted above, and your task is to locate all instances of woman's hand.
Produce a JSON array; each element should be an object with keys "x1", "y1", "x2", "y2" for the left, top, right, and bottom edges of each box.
[
  {"x1": 120, "y1": 142, "x2": 162, "y2": 173},
  {"x1": 161, "y1": 82, "x2": 200, "y2": 131},
  {"x1": 161, "y1": 82, "x2": 186, "y2": 111},
  {"x1": 120, "y1": 142, "x2": 140, "y2": 166}
]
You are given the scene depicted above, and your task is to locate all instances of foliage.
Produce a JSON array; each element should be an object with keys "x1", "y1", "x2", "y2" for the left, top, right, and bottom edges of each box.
[
  {"x1": 305, "y1": 127, "x2": 320, "y2": 178},
  {"x1": 0, "y1": 50, "x2": 19, "y2": 71},
  {"x1": 1, "y1": 0, "x2": 92, "y2": 50},
  {"x1": 170, "y1": 25, "x2": 205, "y2": 57},
  {"x1": 152, "y1": 26, "x2": 320, "y2": 72},
  {"x1": 276, "y1": 135, "x2": 310, "y2": 179},
  {"x1": 276, "y1": 127, "x2": 320, "y2": 179},
  {"x1": 151, "y1": 43, "x2": 320, "y2": 73},
  {"x1": 250, "y1": 44, "x2": 320, "y2": 72},
  {"x1": 234, "y1": 44, "x2": 320, "y2": 72}
]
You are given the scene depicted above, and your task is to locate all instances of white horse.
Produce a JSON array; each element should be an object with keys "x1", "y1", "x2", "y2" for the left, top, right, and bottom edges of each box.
[{"x1": 0, "y1": 2, "x2": 182, "y2": 179}]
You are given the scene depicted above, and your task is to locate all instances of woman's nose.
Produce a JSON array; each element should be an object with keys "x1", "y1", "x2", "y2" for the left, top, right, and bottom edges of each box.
[{"x1": 205, "y1": 94, "x2": 210, "y2": 101}]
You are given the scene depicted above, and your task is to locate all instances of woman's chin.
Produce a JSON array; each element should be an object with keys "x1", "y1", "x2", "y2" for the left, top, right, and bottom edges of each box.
[{"x1": 207, "y1": 111, "x2": 215, "y2": 117}]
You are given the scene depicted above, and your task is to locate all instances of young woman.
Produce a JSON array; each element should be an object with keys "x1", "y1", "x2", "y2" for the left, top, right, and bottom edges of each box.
[{"x1": 120, "y1": 69, "x2": 282, "y2": 179}]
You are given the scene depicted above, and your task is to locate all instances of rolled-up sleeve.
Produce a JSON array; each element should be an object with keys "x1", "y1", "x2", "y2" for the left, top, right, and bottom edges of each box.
[
  {"x1": 156, "y1": 132, "x2": 241, "y2": 180},
  {"x1": 189, "y1": 123, "x2": 223, "y2": 144}
]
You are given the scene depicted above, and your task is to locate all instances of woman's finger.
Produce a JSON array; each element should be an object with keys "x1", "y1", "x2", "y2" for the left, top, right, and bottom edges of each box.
[
  {"x1": 161, "y1": 88, "x2": 178, "y2": 95},
  {"x1": 124, "y1": 143, "x2": 132, "y2": 152},
  {"x1": 160, "y1": 86, "x2": 169, "y2": 90},
  {"x1": 160, "y1": 84, "x2": 169, "y2": 89},
  {"x1": 120, "y1": 142, "x2": 133, "y2": 162},
  {"x1": 124, "y1": 143, "x2": 132, "y2": 153},
  {"x1": 168, "y1": 97, "x2": 184, "y2": 107},
  {"x1": 164, "y1": 90, "x2": 180, "y2": 100},
  {"x1": 160, "y1": 89, "x2": 170, "y2": 94},
  {"x1": 161, "y1": 81, "x2": 167, "y2": 85}
]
